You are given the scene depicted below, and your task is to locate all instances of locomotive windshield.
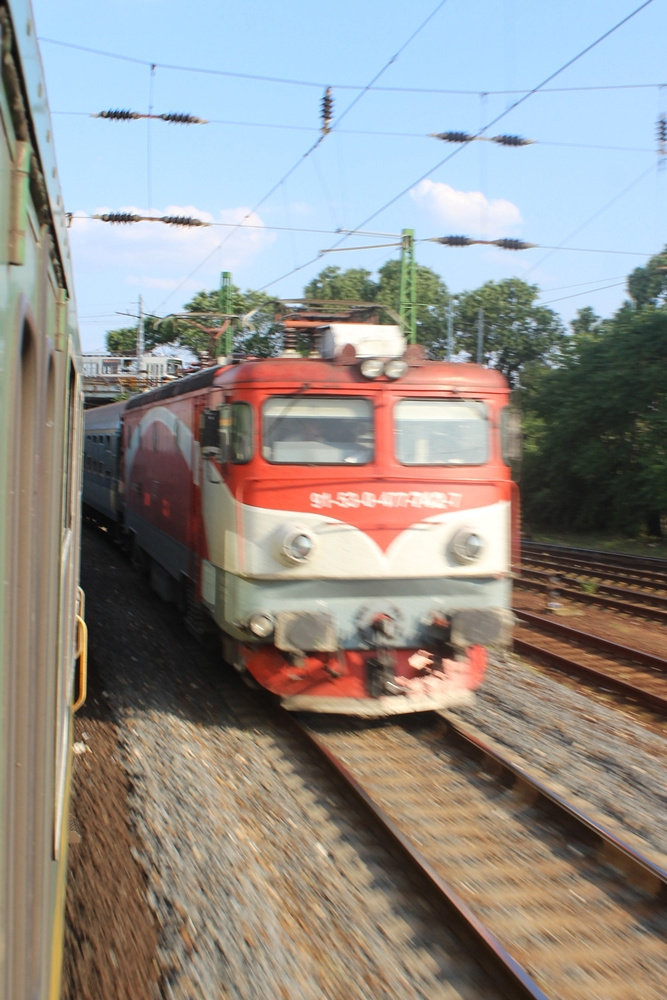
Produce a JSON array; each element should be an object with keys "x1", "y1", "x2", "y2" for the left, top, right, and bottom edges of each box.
[
  {"x1": 263, "y1": 396, "x2": 374, "y2": 465},
  {"x1": 395, "y1": 399, "x2": 488, "y2": 465}
]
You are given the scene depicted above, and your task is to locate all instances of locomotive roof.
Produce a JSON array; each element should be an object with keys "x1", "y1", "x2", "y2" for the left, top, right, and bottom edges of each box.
[
  {"x1": 218, "y1": 356, "x2": 509, "y2": 390},
  {"x1": 124, "y1": 355, "x2": 508, "y2": 411}
]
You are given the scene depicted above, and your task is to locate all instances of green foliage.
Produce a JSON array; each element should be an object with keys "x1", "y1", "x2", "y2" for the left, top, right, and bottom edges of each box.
[
  {"x1": 304, "y1": 266, "x2": 377, "y2": 303},
  {"x1": 304, "y1": 261, "x2": 450, "y2": 354},
  {"x1": 375, "y1": 259, "x2": 450, "y2": 354},
  {"x1": 521, "y1": 301, "x2": 667, "y2": 536},
  {"x1": 627, "y1": 246, "x2": 667, "y2": 308},
  {"x1": 105, "y1": 325, "x2": 139, "y2": 354},
  {"x1": 453, "y1": 278, "x2": 566, "y2": 387},
  {"x1": 106, "y1": 283, "x2": 283, "y2": 359}
]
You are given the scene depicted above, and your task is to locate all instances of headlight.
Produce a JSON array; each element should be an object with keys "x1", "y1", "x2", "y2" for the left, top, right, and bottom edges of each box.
[
  {"x1": 287, "y1": 533, "x2": 313, "y2": 560},
  {"x1": 451, "y1": 528, "x2": 485, "y2": 565},
  {"x1": 360, "y1": 358, "x2": 385, "y2": 379},
  {"x1": 384, "y1": 358, "x2": 408, "y2": 379},
  {"x1": 248, "y1": 612, "x2": 275, "y2": 638},
  {"x1": 280, "y1": 526, "x2": 317, "y2": 565}
]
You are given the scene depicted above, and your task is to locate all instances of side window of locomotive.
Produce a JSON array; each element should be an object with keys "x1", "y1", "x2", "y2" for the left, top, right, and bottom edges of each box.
[
  {"x1": 231, "y1": 402, "x2": 253, "y2": 464},
  {"x1": 501, "y1": 406, "x2": 522, "y2": 469},
  {"x1": 262, "y1": 396, "x2": 374, "y2": 465},
  {"x1": 395, "y1": 399, "x2": 489, "y2": 466}
]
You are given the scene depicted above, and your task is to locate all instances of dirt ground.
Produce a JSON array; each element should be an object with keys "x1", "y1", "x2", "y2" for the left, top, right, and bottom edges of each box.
[{"x1": 62, "y1": 540, "x2": 160, "y2": 1000}]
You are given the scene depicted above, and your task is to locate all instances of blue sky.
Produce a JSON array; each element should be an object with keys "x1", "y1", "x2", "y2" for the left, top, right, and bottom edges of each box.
[{"x1": 32, "y1": 0, "x2": 667, "y2": 353}]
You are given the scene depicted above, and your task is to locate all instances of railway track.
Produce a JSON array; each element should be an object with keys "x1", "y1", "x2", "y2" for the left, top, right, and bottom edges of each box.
[
  {"x1": 516, "y1": 566, "x2": 667, "y2": 623},
  {"x1": 522, "y1": 540, "x2": 667, "y2": 574},
  {"x1": 523, "y1": 553, "x2": 667, "y2": 593},
  {"x1": 513, "y1": 610, "x2": 667, "y2": 716},
  {"x1": 292, "y1": 711, "x2": 667, "y2": 999}
]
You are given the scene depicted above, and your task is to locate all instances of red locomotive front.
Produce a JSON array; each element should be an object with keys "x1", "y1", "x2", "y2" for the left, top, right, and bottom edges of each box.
[{"x1": 119, "y1": 320, "x2": 518, "y2": 715}]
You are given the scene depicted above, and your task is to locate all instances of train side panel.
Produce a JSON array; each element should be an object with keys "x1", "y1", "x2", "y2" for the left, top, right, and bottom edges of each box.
[
  {"x1": 123, "y1": 391, "x2": 205, "y2": 595},
  {"x1": 0, "y1": 3, "x2": 84, "y2": 998}
]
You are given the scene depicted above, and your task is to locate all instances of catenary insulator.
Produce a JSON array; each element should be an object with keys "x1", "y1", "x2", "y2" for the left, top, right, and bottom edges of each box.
[
  {"x1": 95, "y1": 212, "x2": 141, "y2": 224},
  {"x1": 433, "y1": 131, "x2": 473, "y2": 143},
  {"x1": 160, "y1": 216, "x2": 208, "y2": 227},
  {"x1": 95, "y1": 109, "x2": 140, "y2": 121},
  {"x1": 437, "y1": 235, "x2": 473, "y2": 246},
  {"x1": 159, "y1": 112, "x2": 207, "y2": 125},
  {"x1": 321, "y1": 87, "x2": 333, "y2": 134},
  {"x1": 493, "y1": 238, "x2": 535, "y2": 250},
  {"x1": 492, "y1": 134, "x2": 534, "y2": 146}
]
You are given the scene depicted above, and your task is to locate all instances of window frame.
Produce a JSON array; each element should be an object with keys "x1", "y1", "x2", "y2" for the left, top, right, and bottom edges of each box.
[
  {"x1": 261, "y1": 394, "x2": 374, "y2": 466},
  {"x1": 393, "y1": 397, "x2": 490, "y2": 467}
]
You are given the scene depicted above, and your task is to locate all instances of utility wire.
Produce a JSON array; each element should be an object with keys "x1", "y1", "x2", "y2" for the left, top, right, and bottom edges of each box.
[
  {"x1": 70, "y1": 212, "x2": 655, "y2": 256},
  {"x1": 540, "y1": 281, "x2": 627, "y2": 304},
  {"x1": 332, "y1": 0, "x2": 449, "y2": 129},
  {"x1": 524, "y1": 162, "x2": 656, "y2": 275},
  {"x1": 53, "y1": 110, "x2": 656, "y2": 154},
  {"x1": 154, "y1": 0, "x2": 450, "y2": 311},
  {"x1": 39, "y1": 35, "x2": 666, "y2": 95},
  {"x1": 258, "y1": 0, "x2": 657, "y2": 292}
]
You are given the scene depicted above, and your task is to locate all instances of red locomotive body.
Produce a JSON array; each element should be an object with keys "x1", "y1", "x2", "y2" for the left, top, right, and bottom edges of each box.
[{"x1": 85, "y1": 322, "x2": 518, "y2": 715}]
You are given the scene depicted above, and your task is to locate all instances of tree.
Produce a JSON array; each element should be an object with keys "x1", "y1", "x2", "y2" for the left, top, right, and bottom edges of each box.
[
  {"x1": 569, "y1": 306, "x2": 603, "y2": 340},
  {"x1": 375, "y1": 259, "x2": 449, "y2": 354},
  {"x1": 106, "y1": 283, "x2": 283, "y2": 360},
  {"x1": 303, "y1": 261, "x2": 450, "y2": 353},
  {"x1": 521, "y1": 302, "x2": 667, "y2": 536},
  {"x1": 627, "y1": 246, "x2": 667, "y2": 309},
  {"x1": 304, "y1": 266, "x2": 377, "y2": 303},
  {"x1": 453, "y1": 278, "x2": 565, "y2": 387},
  {"x1": 105, "y1": 325, "x2": 140, "y2": 354}
]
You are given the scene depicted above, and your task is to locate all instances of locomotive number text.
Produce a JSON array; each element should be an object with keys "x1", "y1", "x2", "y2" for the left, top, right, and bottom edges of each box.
[{"x1": 310, "y1": 490, "x2": 463, "y2": 510}]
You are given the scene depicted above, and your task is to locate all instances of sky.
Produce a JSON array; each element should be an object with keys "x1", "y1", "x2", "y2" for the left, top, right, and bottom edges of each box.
[{"x1": 31, "y1": 0, "x2": 667, "y2": 354}]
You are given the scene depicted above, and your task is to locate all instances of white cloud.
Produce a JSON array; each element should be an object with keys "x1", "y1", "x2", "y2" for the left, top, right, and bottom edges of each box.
[{"x1": 410, "y1": 179, "x2": 522, "y2": 235}]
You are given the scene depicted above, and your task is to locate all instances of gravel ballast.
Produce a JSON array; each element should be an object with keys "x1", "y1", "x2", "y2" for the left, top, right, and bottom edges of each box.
[{"x1": 65, "y1": 526, "x2": 667, "y2": 997}]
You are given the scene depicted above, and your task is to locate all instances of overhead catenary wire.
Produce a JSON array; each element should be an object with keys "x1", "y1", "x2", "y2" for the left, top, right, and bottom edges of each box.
[
  {"x1": 540, "y1": 280, "x2": 628, "y2": 305},
  {"x1": 93, "y1": 109, "x2": 207, "y2": 124},
  {"x1": 38, "y1": 34, "x2": 666, "y2": 96},
  {"x1": 57, "y1": 109, "x2": 656, "y2": 153},
  {"x1": 523, "y1": 162, "x2": 657, "y2": 276},
  {"x1": 71, "y1": 212, "x2": 655, "y2": 257},
  {"x1": 257, "y1": 0, "x2": 657, "y2": 294},
  {"x1": 153, "y1": 0, "x2": 452, "y2": 313}
]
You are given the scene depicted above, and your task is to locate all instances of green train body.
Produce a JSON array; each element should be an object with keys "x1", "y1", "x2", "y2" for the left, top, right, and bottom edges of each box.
[{"x1": 0, "y1": 2, "x2": 84, "y2": 998}]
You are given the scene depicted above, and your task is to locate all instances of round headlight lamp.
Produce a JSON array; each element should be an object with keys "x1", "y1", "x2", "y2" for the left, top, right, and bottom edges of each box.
[
  {"x1": 280, "y1": 525, "x2": 317, "y2": 565},
  {"x1": 451, "y1": 528, "x2": 485, "y2": 565},
  {"x1": 248, "y1": 612, "x2": 275, "y2": 638},
  {"x1": 384, "y1": 358, "x2": 408, "y2": 380},
  {"x1": 360, "y1": 358, "x2": 385, "y2": 379},
  {"x1": 287, "y1": 533, "x2": 313, "y2": 560}
]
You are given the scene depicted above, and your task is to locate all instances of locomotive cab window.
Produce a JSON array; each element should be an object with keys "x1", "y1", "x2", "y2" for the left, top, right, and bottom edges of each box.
[
  {"x1": 263, "y1": 396, "x2": 374, "y2": 465},
  {"x1": 395, "y1": 399, "x2": 488, "y2": 466},
  {"x1": 231, "y1": 402, "x2": 253, "y2": 463}
]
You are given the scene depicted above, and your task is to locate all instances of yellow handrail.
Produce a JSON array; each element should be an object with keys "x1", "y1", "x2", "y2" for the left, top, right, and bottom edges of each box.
[{"x1": 72, "y1": 612, "x2": 88, "y2": 712}]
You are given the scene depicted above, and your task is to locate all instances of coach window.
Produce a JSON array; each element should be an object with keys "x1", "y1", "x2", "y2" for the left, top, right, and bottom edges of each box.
[
  {"x1": 262, "y1": 396, "x2": 374, "y2": 464},
  {"x1": 231, "y1": 402, "x2": 253, "y2": 463},
  {"x1": 395, "y1": 399, "x2": 489, "y2": 466}
]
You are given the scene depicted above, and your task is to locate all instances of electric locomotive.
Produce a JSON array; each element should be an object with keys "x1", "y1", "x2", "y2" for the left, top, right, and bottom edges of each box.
[
  {"x1": 85, "y1": 310, "x2": 519, "y2": 716},
  {"x1": 0, "y1": 3, "x2": 86, "y2": 998}
]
